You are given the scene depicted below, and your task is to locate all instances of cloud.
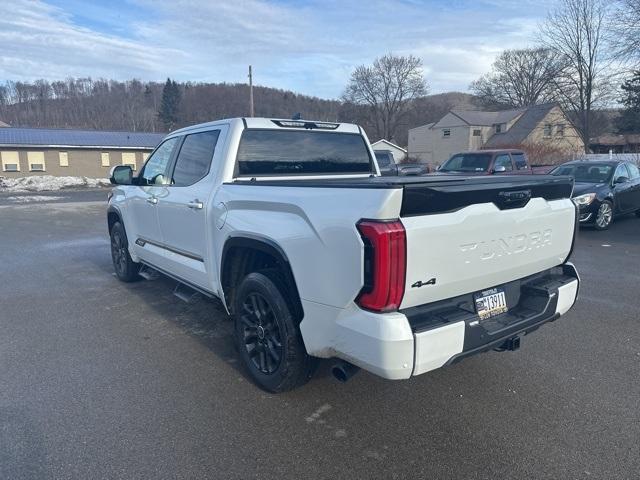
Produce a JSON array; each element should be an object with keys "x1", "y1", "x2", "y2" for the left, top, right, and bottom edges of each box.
[
  {"x1": 0, "y1": 0, "x2": 181, "y2": 80},
  {"x1": 0, "y1": 0, "x2": 548, "y2": 98}
]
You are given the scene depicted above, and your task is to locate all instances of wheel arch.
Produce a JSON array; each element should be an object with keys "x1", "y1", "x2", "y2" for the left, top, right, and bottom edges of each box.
[
  {"x1": 107, "y1": 206, "x2": 123, "y2": 233},
  {"x1": 221, "y1": 235, "x2": 304, "y2": 322},
  {"x1": 605, "y1": 195, "x2": 617, "y2": 213}
]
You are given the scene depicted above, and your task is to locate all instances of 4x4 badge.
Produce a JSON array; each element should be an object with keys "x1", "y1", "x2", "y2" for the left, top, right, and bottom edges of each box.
[{"x1": 411, "y1": 278, "x2": 436, "y2": 288}]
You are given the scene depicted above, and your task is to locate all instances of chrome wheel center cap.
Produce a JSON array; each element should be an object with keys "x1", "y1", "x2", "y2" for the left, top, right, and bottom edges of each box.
[{"x1": 256, "y1": 325, "x2": 266, "y2": 340}]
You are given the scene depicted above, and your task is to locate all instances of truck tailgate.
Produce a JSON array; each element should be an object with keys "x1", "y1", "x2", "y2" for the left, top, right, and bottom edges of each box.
[{"x1": 400, "y1": 176, "x2": 576, "y2": 309}]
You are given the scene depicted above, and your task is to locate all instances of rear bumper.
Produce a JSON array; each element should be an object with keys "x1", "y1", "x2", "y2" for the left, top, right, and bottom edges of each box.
[
  {"x1": 300, "y1": 263, "x2": 579, "y2": 380},
  {"x1": 409, "y1": 263, "x2": 579, "y2": 375}
]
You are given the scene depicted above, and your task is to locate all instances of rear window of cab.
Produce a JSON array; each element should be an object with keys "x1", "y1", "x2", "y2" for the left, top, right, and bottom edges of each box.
[{"x1": 236, "y1": 129, "x2": 374, "y2": 176}]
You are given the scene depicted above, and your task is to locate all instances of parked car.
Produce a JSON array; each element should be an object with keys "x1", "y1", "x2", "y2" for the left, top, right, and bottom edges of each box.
[
  {"x1": 375, "y1": 150, "x2": 429, "y2": 176},
  {"x1": 435, "y1": 149, "x2": 552, "y2": 175},
  {"x1": 550, "y1": 159, "x2": 640, "y2": 230},
  {"x1": 107, "y1": 117, "x2": 579, "y2": 392}
]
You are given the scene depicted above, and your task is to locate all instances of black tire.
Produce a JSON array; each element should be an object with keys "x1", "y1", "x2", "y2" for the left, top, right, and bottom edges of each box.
[
  {"x1": 233, "y1": 271, "x2": 315, "y2": 392},
  {"x1": 636, "y1": 209, "x2": 640, "y2": 218},
  {"x1": 110, "y1": 221, "x2": 140, "y2": 282},
  {"x1": 594, "y1": 200, "x2": 614, "y2": 230}
]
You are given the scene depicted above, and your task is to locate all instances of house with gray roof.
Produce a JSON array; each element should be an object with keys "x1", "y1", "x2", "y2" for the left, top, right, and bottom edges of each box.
[
  {"x1": 408, "y1": 103, "x2": 584, "y2": 165},
  {"x1": 589, "y1": 133, "x2": 640, "y2": 154},
  {"x1": 0, "y1": 127, "x2": 165, "y2": 178}
]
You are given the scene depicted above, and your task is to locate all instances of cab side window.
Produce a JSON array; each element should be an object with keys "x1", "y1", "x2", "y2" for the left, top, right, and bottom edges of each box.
[
  {"x1": 139, "y1": 137, "x2": 180, "y2": 186},
  {"x1": 171, "y1": 130, "x2": 220, "y2": 187},
  {"x1": 494, "y1": 154, "x2": 513, "y2": 171},
  {"x1": 512, "y1": 153, "x2": 528, "y2": 170}
]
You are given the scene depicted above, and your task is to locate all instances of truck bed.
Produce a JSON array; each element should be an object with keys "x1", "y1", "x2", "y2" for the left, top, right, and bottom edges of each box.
[
  {"x1": 230, "y1": 174, "x2": 574, "y2": 217},
  {"x1": 230, "y1": 173, "x2": 576, "y2": 310}
]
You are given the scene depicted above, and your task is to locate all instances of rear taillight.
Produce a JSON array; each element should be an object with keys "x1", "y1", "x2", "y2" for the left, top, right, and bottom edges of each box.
[{"x1": 356, "y1": 220, "x2": 406, "y2": 312}]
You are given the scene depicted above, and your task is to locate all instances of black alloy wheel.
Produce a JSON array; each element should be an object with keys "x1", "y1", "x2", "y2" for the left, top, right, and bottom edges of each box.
[
  {"x1": 240, "y1": 292, "x2": 283, "y2": 375},
  {"x1": 233, "y1": 271, "x2": 315, "y2": 392},
  {"x1": 109, "y1": 221, "x2": 139, "y2": 282},
  {"x1": 111, "y1": 229, "x2": 128, "y2": 276}
]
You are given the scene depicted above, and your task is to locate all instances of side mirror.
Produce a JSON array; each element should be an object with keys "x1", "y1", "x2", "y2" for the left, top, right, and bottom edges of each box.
[
  {"x1": 110, "y1": 165, "x2": 133, "y2": 185},
  {"x1": 493, "y1": 165, "x2": 507, "y2": 173},
  {"x1": 436, "y1": 164, "x2": 441, "y2": 171},
  {"x1": 614, "y1": 175, "x2": 629, "y2": 185}
]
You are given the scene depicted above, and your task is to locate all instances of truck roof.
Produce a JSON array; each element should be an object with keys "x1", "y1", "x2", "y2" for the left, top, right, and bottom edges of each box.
[
  {"x1": 453, "y1": 149, "x2": 526, "y2": 155},
  {"x1": 169, "y1": 117, "x2": 361, "y2": 136}
]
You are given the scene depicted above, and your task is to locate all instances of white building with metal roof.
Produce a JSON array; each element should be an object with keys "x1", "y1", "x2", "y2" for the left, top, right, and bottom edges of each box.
[{"x1": 0, "y1": 127, "x2": 165, "y2": 177}]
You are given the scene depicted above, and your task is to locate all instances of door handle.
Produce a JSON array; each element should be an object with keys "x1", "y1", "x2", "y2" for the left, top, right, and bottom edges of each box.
[
  {"x1": 146, "y1": 196, "x2": 158, "y2": 205},
  {"x1": 187, "y1": 199, "x2": 203, "y2": 210}
]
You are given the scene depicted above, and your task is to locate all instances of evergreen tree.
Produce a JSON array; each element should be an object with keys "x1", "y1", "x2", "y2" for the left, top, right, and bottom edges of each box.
[
  {"x1": 616, "y1": 72, "x2": 640, "y2": 133},
  {"x1": 158, "y1": 78, "x2": 181, "y2": 130}
]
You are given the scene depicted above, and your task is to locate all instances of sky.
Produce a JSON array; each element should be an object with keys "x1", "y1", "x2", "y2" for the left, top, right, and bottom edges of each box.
[{"x1": 0, "y1": 0, "x2": 553, "y2": 99}]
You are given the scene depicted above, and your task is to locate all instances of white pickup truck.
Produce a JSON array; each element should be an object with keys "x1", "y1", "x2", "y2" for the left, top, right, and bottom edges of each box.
[{"x1": 107, "y1": 117, "x2": 580, "y2": 392}]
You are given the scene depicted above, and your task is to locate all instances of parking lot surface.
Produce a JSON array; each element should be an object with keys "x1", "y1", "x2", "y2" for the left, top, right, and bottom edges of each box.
[{"x1": 1, "y1": 191, "x2": 639, "y2": 479}]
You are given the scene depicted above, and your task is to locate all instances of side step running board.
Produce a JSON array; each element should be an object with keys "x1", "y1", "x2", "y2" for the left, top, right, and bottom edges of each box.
[
  {"x1": 138, "y1": 265, "x2": 159, "y2": 281},
  {"x1": 173, "y1": 282, "x2": 201, "y2": 303},
  {"x1": 138, "y1": 260, "x2": 217, "y2": 301}
]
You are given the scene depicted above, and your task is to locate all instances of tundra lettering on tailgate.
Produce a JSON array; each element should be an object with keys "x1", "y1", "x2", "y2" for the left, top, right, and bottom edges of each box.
[{"x1": 459, "y1": 229, "x2": 552, "y2": 263}]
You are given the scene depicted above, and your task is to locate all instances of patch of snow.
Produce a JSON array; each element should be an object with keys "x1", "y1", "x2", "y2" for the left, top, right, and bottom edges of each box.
[
  {"x1": 5, "y1": 195, "x2": 66, "y2": 203},
  {"x1": 0, "y1": 175, "x2": 111, "y2": 192}
]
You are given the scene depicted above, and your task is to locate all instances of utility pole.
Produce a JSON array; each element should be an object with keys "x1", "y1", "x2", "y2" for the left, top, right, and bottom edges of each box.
[{"x1": 248, "y1": 65, "x2": 254, "y2": 117}]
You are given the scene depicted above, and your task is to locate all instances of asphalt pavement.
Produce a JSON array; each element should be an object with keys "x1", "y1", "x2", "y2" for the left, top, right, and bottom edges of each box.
[
  {"x1": 0, "y1": 188, "x2": 109, "y2": 205},
  {"x1": 1, "y1": 190, "x2": 639, "y2": 479}
]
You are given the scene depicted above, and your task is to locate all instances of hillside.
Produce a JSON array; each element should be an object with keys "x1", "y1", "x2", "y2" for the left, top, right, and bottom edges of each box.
[
  {"x1": 0, "y1": 78, "x2": 342, "y2": 134},
  {"x1": 0, "y1": 78, "x2": 488, "y2": 146}
]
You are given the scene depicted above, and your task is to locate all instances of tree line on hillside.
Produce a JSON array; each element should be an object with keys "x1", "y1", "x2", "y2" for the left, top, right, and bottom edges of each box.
[
  {"x1": 0, "y1": 75, "x2": 479, "y2": 147},
  {"x1": 0, "y1": 78, "x2": 342, "y2": 133}
]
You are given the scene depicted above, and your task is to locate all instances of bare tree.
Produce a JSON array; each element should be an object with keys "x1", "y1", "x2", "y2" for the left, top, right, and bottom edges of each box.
[
  {"x1": 613, "y1": 0, "x2": 640, "y2": 66},
  {"x1": 342, "y1": 54, "x2": 427, "y2": 141},
  {"x1": 540, "y1": 0, "x2": 614, "y2": 152},
  {"x1": 470, "y1": 48, "x2": 565, "y2": 108}
]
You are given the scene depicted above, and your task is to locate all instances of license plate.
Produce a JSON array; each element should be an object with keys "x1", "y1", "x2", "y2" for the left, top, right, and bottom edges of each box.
[{"x1": 474, "y1": 287, "x2": 508, "y2": 320}]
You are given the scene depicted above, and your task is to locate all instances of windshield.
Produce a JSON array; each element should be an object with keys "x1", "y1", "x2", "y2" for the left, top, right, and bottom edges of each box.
[
  {"x1": 236, "y1": 129, "x2": 374, "y2": 176},
  {"x1": 551, "y1": 163, "x2": 613, "y2": 183},
  {"x1": 440, "y1": 153, "x2": 492, "y2": 172}
]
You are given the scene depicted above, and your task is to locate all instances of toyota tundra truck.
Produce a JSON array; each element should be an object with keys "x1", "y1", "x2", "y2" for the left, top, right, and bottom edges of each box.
[{"x1": 107, "y1": 117, "x2": 580, "y2": 392}]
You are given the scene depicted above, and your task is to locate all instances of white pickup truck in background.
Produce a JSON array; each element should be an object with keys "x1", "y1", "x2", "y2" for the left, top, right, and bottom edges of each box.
[{"x1": 107, "y1": 117, "x2": 580, "y2": 392}]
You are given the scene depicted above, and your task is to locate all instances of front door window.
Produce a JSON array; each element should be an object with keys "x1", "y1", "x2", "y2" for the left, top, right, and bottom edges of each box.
[{"x1": 139, "y1": 137, "x2": 180, "y2": 186}]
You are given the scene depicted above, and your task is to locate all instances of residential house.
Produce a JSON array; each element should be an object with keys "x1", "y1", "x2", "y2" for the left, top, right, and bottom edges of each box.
[
  {"x1": 0, "y1": 127, "x2": 165, "y2": 178},
  {"x1": 371, "y1": 139, "x2": 407, "y2": 163},
  {"x1": 589, "y1": 134, "x2": 640, "y2": 154},
  {"x1": 408, "y1": 103, "x2": 584, "y2": 164}
]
